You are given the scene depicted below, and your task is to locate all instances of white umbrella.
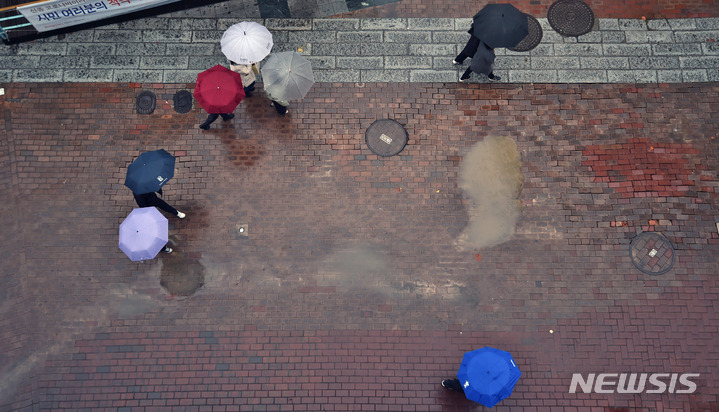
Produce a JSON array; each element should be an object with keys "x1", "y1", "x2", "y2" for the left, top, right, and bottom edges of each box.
[
  {"x1": 261, "y1": 51, "x2": 315, "y2": 102},
  {"x1": 221, "y1": 22, "x2": 273, "y2": 65}
]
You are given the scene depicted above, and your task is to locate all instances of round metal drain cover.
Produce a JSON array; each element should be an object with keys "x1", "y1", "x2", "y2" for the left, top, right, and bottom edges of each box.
[
  {"x1": 508, "y1": 14, "x2": 543, "y2": 52},
  {"x1": 136, "y1": 91, "x2": 156, "y2": 114},
  {"x1": 365, "y1": 119, "x2": 408, "y2": 157},
  {"x1": 173, "y1": 90, "x2": 193, "y2": 114},
  {"x1": 547, "y1": 0, "x2": 595, "y2": 37},
  {"x1": 630, "y1": 232, "x2": 675, "y2": 275}
]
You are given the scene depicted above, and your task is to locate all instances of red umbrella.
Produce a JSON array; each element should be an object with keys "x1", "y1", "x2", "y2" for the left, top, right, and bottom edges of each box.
[{"x1": 193, "y1": 65, "x2": 245, "y2": 114}]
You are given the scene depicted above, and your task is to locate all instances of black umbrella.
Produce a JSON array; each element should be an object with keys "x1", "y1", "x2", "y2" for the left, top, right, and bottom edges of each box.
[{"x1": 473, "y1": 4, "x2": 529, "y2": 49}]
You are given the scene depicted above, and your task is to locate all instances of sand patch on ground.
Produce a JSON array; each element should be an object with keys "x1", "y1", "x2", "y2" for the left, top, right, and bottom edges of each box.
[{"x1": 457, "y1": 136, "x2": 524, "y2": 250}]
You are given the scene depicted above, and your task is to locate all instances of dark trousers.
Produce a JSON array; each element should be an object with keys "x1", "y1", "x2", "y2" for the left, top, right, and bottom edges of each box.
[
  {"x1": 271, "y1": 101, "x2": 288, "y2": 115},
  {"x1": 201, "y1": 113, "x2": 234, "y2": 127},
  {"x1": 244, "y1": 81, "x2": 256, "y2": 96},
  {"x1": 444, "y1": 379, "x2": 464, "y2": 392},
  {"x1": 134, "y1": 192, "x2": 177, "y2": 216},
  {"x1": 461, "y1": 67, "x2": 496, "y2": 80},
  {"x1": 455, "y1": 36, "x2": 480, "y2": 64}
]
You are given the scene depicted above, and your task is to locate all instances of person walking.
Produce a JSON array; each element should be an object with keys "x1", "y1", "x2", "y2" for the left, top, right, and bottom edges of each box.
[
  {"x1": 230, "y1": 60, "x2": 259, "y2": 97},
  {"x1": 441, "y1": 378, "x2": 465, "y2": 393},
  {"x1": 459, "y1": 41, "x2": 500, "y2": 82},
  {"x1": 133, "y1": 190, "x2": 185, "y2": 253},
  {"x1": 199, "y1": 112, "x2": 235, "y2": 130},
  {"x1": 133, "y1": 190, "x2": 186, "y2": 219},
  {"x1": 453, "y1": 23, "x2": 501, "y2": 82},
  {"x1": 267, "y1": 91, "x2": 289, "y2": 115},
  {"x1": 453, "y1": 23, "x2": 480, "y2": 66}
]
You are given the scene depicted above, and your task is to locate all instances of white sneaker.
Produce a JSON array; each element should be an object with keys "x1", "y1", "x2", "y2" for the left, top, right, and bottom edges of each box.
[
  {"x1": 163, "y1": 246, "x2": 173, "y2": 253},
  {"x1": 452, "y1": 60, "x2": 460, "y2": 65},
  {"x1": 177, "y1": 211, "x2": 186, "y2": 219}
]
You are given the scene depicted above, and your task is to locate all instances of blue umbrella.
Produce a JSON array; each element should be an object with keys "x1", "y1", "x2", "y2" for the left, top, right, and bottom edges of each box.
[
  {"x1": 118, "y1": 207, "x2": 168, "y2": 261},
  {"x1": 457, "y1": 347, "x2": 521, "y2": 408},
  {"x1": 124, "y1": 149, "x2": 175, "y2": 194}
]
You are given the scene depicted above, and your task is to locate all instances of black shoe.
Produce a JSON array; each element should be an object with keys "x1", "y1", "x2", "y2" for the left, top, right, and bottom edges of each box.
[
  {"x1": 199, "y1": 123, "x2": 210, "y2": 130},
  {"x1": 488, "y1": 74, "x2": 501, "y2": 82},
  {"x1": 162, "y1": 246, "x2": 173, "y2": 253}
]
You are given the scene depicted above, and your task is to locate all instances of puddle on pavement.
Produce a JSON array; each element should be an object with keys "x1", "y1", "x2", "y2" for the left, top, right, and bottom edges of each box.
[
  {"x1": 319, "y1": 245, "x2": 388, "y2": 288},
  {"x1": 457, "y1": 136, "x2": 524, "y2": 250},
  {"x1": 160, "y1": 253, "x2": 206, "y2": 296}
]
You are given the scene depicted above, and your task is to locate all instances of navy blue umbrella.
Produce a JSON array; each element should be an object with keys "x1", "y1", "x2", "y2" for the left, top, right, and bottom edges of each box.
[
  {"x1": 456, "y1": 347, "x2": 521, "y2": 407},
  {"x1": 472, "y1": 4, "x2": 529, "y2": 49},
  {"x1": 124, "y1": 149, "x2": 175, "y2": 195}
]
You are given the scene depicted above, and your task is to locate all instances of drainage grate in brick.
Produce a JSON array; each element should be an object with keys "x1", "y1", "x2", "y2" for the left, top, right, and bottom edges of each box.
[
  {"x1": 630, "y1": 232, "x2": 675, "y2": 275},
  {"x1": 173, "y1": 90, "x2": 193, "y2": 114},
  {"x1": 135, "y1": 91, "x2": 156, "y2": 115},
  {"x1": 547, "y1": 0, "x2": 595, "y2": 37}
]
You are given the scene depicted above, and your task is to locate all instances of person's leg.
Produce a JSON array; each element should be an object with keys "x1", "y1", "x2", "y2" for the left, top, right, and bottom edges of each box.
[
  {"x1": 220, "y1": 113, "x2": 235, "y2": 121},
  {"x1": 460, "y1": 67, "x2": 473, "y2": 81},
  {"x1": 133, "y1": 192, "x2": 150, "y2": 208},
  {"x1": 454, "y1": 36, "x2": 480, "y2": 64},
  {"x1": 441, "y1": 379, "x2": 464, "y2": 392},
  {"x1": 272, "y1": 101, "x2": 288, "y2": 115},
  {"x1": 147, "y1": 193, "x2": 179, "y2": 216},
  {"x1": 199, "y1": 113, "x2": 220, "y2": 130},
  {"x1": 244, "y1": 82, "x2": 256, "y2": 97}
]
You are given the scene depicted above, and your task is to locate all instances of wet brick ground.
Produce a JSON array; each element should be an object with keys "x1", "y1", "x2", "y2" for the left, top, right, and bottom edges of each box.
[
  {"x1": 1, "y1": 0, "x2": 719, "y2": 411},
  {"x1": 1, "y1": 80, "x2": 718, "y2": 411}
]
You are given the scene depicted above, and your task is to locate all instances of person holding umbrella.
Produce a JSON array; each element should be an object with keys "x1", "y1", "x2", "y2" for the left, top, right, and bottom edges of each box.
[
  {"x1": 454, "y1": 4, "x2": 529, "y2": 82},
  {"x1": 194, "y1": 65, "x2": 245, "y2": 130},
  {"x1": 441, "y1": 347, "x2": 521, "y2": 408},
  {"x1": 459, "y1": 40, "x2": 500, "y2": 82},
  {"x1": 125, "y1": 149, "x2": 186, "y2": 221},
  {"x1": 222, "y1": 22, "x2": 273, "y2": 99},
  {"x1": 230, "y1": 60, "x2": 259, "y2": 97},
  {"x1": 119, "y1": 207, "x2": 173, "y2": 260},
  {"x1": 261, "y1": 51, "x2": 315, "y2": 116}
]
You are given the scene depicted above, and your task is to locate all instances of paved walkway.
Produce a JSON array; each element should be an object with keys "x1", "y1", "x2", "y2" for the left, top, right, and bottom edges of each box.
[
  {"x1": 1, "y1": 1, "x2": 718, "y2": 411},
  {"x1": 2, "y1": 79, "x2": 717, "y2": 411},
  {"x1": 2, "y1": 17, "x2": 719, "y2": 83}
]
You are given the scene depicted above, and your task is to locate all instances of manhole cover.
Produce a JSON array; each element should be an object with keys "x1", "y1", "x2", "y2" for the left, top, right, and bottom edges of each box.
[
  {"x1": 547, "y1": 0, "x2": 595, "y2": 37},
  {"x1": 365, "y1": 119, "x2": 408, "y2": 157},
  {"x1": 508, "y1": 14, "x2": 543, "y2": 52},
  {"x1": 630, "y1": 232, "x2": 675, "y2": 275},
  {"x1": 136, "y1": 91, "x2": 156, "y2": 114},
  {"x1": 173, "y1": 90, "x2": 193, "y2": 114}
]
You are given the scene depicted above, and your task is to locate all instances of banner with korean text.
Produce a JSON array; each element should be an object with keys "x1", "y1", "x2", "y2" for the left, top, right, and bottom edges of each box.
[{"x1": 17, "y1": 0, "x2": 180, "y2": 32}]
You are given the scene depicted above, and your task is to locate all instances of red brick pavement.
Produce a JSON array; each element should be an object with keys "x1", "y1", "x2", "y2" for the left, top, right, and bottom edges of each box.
[
  {"x1": 1, "y1": 82, "x2": 718, "y2": 410},
  {"x1": 335, "y1": 0, "x2": 719, "y2": 19}
]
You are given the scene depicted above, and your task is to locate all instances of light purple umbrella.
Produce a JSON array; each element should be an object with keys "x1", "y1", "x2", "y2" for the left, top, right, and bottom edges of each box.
[{"x1": 119, "y1": 207, "x2": 168, "y2": 261}]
